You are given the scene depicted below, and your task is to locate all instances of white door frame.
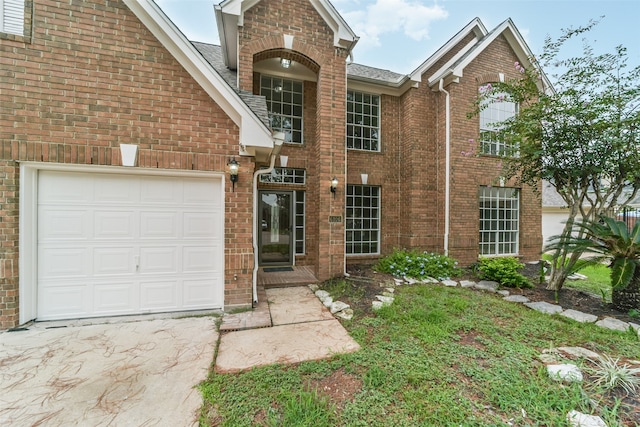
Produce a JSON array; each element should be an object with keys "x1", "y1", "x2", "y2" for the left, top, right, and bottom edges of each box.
[{"x1": 19, "y1": 162, "x2": 225, "y2": 324}]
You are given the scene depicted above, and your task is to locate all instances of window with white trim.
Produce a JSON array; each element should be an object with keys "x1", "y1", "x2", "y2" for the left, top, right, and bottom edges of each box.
[
  {"x1": 1, "y1": 0, "x2": 24, "y2": 36},
  {"x1": 479, "y1": 91, "x2": 518, "y2": 156},
  {"x1": 346, "y1": 185, "x2": 380, "y2": 254},
  {"x1": 294, "y1": 190, "x2": 305, "y2": 254},
  {"x1": 260, "y1": 76, "x2": 303, "y2": 144},
  {"x1": 258, "y1": 167, "x2": 306, "y2": 184},
  {"x1": 346, "y1": 90, "x2": 380, "y2": 151},
  {"x1": 479, "y1": 186, "x2": 519, "y2": 256}
]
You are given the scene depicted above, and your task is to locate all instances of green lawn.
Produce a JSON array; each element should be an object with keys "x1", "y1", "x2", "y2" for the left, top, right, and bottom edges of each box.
[
  {"x1": 565, "y1": 263, "x2": 612, "y2": 301},
  {"x1": 199, "y1": 284, "x2": 639, "y2": 426}
]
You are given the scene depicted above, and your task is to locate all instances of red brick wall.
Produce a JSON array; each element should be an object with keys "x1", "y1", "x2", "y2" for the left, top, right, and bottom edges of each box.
[
  {"x1": 0, "y1": 0, "x2": 252, "y2": 328},
  {"x1": 443, "y1": 34, "x2": 542, "y2": 264},
  {"x1": 346, "y1": 94, "x2": 403, "y2": 259},
  {"x1": 239, "y1": 0, "x2": 348, "y2": 280},
  {"x1": 346, "y1": 33, "x2": 542, "y2": 267}
]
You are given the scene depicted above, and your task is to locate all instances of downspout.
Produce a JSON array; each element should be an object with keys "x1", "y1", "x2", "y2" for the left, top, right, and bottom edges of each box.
[
  {"x1": 438, "y1": 79, "x2": 451, "y2": 256},
  {"x1": 251, "y1": 133, "x2": 285, "y2": 306}
]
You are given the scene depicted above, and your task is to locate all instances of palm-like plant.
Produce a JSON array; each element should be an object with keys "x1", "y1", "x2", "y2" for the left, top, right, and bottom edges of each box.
[{"x1": 546, "y1": 216, "x2": 640, "y2": 311}]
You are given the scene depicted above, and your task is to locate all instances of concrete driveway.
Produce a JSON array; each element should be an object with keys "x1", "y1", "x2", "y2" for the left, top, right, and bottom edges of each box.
[{"x1": 0, "y1": 316, "x2": 217, "y2": 426}]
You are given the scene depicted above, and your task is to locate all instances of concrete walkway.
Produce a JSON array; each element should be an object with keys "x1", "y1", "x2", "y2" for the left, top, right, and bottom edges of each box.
[
  {"x1": 215, "y1": 286, "x2": 360, "y2": 373},
  {"x1": 0, "y1": 316, "x2": 217, "y2": 426}
]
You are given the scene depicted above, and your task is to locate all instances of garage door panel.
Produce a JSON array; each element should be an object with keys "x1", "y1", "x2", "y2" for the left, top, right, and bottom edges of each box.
[
  {"x1": 93, "y1": 247, "x2": 136, "y2": 276},
  {"x1": 183, "y1": 246, "x2": 219, "y2": 272},
  {"x1": 140, "y1": 280, "x2": 179, "y2": 310},
  {"x1": 94, "y1": 211, "x2": 136, "y2": 239},
  {"x1": 183, "y1": 212, "x2": 218, "y2": 238},
  {"x1": 39, "y1": 210, "x2": 89, "y2": 241},
  {"x1": 39, "y1": 247, "x2": 90, "y2": 277},
  {"x1": 38, "y1": 171, "x2": 92, "y2": 203},
  {"x1": 140, "y1": 178, "x2": 180, "y2": 205},
  {"x1": 140, "y1": 247, "x2": 178, "y2": 273},
  {"x1": 183, "y1": 279, "x2": 221, "y2": 308},
  {"x1": 140, "y1": 212, "x2": 179, "y2": 239},
  {"x1": 93, "y1": 174, "x2": 140, "y2": 204},
  {"x1": 38, "y1": 172, "x2": 224, "y2": 321},
  {"x1": 39, "y1": 285, "x2": 89, "y2": 319},
  {"x1": 183, "y1": 179, "x2": 221, "y2": 205},
  {"x1": 93, "y1": 282, "x2": 138, "y2": 314}
]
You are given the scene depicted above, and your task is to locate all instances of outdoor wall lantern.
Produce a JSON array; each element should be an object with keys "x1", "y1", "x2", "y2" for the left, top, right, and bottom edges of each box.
[
  {"x1": 228, "y1": 158, "x2": 239, "y2": 192},
  {"x1": 330, "y1": 177, "x2": 338, "y2": 197},
  {"x1": 280, "y1": 58, "x2": 291, "y2": 68}
]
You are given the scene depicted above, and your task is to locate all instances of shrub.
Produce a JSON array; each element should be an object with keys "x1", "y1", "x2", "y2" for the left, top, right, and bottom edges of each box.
[
  {"x1": 376, "y1": 249, "x2": 460, "y2": 280},
  {"x1": 586, "y1": 355, "x2": 640, "y2": 395},
  {"x1": 476, "y1": 257, "x2": 531, "y2": 288}
]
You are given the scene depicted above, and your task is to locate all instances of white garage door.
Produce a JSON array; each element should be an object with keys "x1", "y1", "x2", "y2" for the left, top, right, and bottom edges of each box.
[{"x1": 37, "y1": 170, "x2": 224, "y2": 321}]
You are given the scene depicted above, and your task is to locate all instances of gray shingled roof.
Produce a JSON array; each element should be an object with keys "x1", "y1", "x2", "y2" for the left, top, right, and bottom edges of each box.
[
  {"x1": 347, "y1": 62, "x2": 407, "y2": 84},
  {"x1": 195, "y1": 41, "x2": 410, "y2": 87},
  {"x1": 191, "y1": 41, "x2": 270, "y2": 128},
  {"x1": 542, "y1": 180, "x2": 640, "y2": 208},
  {"x1": 542, "y1": 180, "x2": 567, "y2": 208},
  {"x1": 191, "y1": 41, "x2": 238, "y2": 88}
]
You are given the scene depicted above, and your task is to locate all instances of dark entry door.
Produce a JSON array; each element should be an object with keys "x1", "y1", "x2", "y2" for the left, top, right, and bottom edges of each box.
[{"x1": 258, "y1": 191, "x2": 293, "y2": 265}]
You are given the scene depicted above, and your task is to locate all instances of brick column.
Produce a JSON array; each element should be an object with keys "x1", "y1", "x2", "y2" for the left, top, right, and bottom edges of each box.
[
  {"x1": 314, "y1": 57, "x2": 347, "y2": 281},
  {"x1": 0, "y1": 161, "x2": 19, "y2": 329}
]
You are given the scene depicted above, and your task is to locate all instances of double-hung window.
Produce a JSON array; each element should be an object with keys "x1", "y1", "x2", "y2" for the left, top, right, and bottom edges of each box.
[
  {"x1": 479, "y1": 186, "x2": 519, "y2": 256},
  {"x1": 346, "y1": 185, "x2": 380, "y2": 254},
  {"x1": 479, "y1": 91, "x2": 518, "y2": 156},
  {"x1": 346, "y1": 90, "x2": 380, "y2": 151},
  {"x1": 260, "y1": 76, "x2": 303, "y2": 144},
  {"x1": 1, "y1": 0, "x2": 25, "y2": 36}
]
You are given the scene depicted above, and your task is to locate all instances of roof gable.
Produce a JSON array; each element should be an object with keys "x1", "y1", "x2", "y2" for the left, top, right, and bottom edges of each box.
[
  {"x1": 409, "y1": 17, "x2": 487, "y2": 84},
  {"x1": 123, "y1": 0, "x2": 274, "y2": 159},
  {"x1": 215, "y1": 0, "x2": 358, "y2": 69},
  {"x1": 426, "y1": 18, "x2": 552, "y2": 90}
]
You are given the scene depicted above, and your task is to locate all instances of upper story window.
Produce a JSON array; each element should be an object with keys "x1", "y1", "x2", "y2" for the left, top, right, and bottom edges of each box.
[
  {"x1": 1, "y1": 0, "x2": 24, "y2": 36},
  {"x1": 479, "y1": 90, "x2": 518, "y2": 156},
  {"x1": 347, "y1": 90, "x2": 380, "y2": 152},
  {"x1": 260, "y1": 76, "x2": 303, "y2": 144}
]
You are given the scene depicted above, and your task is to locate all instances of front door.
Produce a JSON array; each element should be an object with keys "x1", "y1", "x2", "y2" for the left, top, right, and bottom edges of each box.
[{"x1": 259, "y1": 191, "x2": 294, "y2": 265}]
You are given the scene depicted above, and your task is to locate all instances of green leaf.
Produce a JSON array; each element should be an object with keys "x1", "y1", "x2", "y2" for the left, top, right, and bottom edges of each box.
[{"x1": 610, "y1": 257, "x2": 636, "y2": 290}]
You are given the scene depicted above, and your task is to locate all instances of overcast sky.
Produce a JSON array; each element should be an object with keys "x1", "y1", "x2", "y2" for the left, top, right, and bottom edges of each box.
[{"x1": 155, "y1": 0, "x2": 640, "y2": 75}]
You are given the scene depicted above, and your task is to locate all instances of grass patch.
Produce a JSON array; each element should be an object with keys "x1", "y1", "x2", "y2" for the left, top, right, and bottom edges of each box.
[
  {"x1": 565, "y1": 263, "x2": 612, "y2": 300},
  {"x1": 200, "y1": 285, "x2": 639, "y2": 426}
]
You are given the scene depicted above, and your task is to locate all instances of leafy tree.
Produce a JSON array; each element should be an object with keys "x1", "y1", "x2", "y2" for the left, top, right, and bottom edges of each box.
[{"x1": 470, "y1": 19, "x2": 640, "y2": 290}]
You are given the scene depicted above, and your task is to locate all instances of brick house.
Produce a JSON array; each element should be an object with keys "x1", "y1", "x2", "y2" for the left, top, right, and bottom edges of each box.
[{"x1": 0, "y1": 0, "x2": 542, "y2": 329}]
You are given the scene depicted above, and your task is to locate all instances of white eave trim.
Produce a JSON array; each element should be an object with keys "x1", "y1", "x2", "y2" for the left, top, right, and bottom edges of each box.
[
  {"x1": 309, "y1": 0, "x2": 359, "y2": 50},
  {"x1": 124, "y1": 0, "x2": 273, "y2": 155},
  {"x1": 216, "y1": 0, "x2": 358, "y2": 70},
  {"x1": 426, "y1": 19, "x2": 553, "y2": 91},
  {"x1": 409, "y1": 17, "x2": 487, "y2": 84},
  {"x1": 347, "y1": 75, "x2": 415, "y2": 97},
  {"x1": 426, "y1": 38, "x2": 478, "y2": 86}
]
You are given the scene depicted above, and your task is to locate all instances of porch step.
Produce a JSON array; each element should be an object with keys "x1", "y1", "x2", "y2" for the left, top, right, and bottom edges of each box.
[{"x1": 258, "y1": 266, "x2": 319, "y2": 287}]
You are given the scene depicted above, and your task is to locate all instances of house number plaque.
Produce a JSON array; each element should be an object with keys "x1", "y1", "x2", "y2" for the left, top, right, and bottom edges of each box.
[{"x1": 329, "y1": 215, "x2": 342, "y2": 223}]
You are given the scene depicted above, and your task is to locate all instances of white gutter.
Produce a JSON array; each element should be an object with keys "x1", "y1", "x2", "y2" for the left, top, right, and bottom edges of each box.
[
  {"x1": 251, "y1": 133, "x2": 285, "y2": 305},
  {"x1": 438, "y1": 79, "x2": 451, "y2": 256}
]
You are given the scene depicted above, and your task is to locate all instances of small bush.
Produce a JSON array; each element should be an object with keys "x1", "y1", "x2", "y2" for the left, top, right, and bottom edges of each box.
[
  {"x1": 587, "y1": 355, "x2": 640, "y2": 395},
  {"x1": 376, "y1": 249, "x2": 460, "y2": 280},
  {"x1": 476, "y1": 257, "x2": 531, "y2": 288}
]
